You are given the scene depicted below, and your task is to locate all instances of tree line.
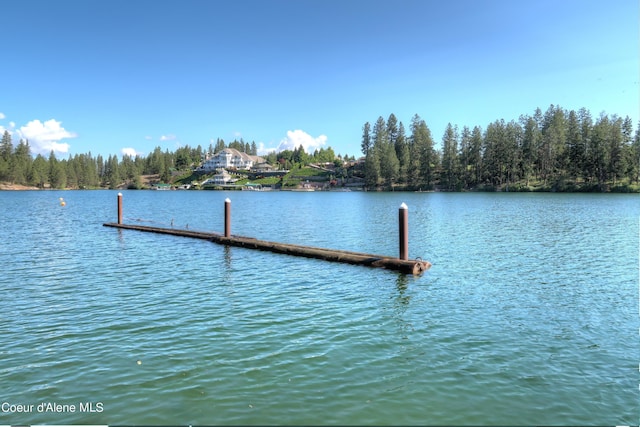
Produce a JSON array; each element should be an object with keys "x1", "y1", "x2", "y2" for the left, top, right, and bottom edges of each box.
[
  {"x1": 0, "y1": 132, "x2": 356, "y2": 189},
  {"x1": 2, "y1": 105, "x2": 637, "y2": 191},
  {"x1": 360, "y1": 105, "x2": 640, "y2": 191},
  {"x1": 0, "y1": 135, "x2": 246, "y2": 189}
]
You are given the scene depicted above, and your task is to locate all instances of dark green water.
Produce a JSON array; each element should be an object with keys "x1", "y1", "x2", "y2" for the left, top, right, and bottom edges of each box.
[{"x1": 0, "y1": 190, "x2": 637, "y2": 425}]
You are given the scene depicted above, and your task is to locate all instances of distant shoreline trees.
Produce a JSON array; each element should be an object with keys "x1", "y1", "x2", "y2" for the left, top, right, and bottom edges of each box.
[
  {"x1": 0, "y1": 134, "x2": 355, "y2": 190},
  {"x1": 1, "y1": 104, "x2": 638, "y2": 192},
  {"x1": 360, "y1": 105, "x2": 640, "y2": 192}
]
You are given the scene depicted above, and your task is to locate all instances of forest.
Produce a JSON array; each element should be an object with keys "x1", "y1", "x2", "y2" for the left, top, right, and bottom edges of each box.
[
  {"x1": 0, "y1": 104, "x2": 638, "y2": 191},
  {"x1": 0, "y1": 134, "x2": 351, "y2": 189},
  {"x1": 361, "y1": 105, "x2": 639, "y2": 192}
]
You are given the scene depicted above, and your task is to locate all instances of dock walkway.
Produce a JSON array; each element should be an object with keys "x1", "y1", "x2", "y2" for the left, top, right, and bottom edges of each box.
[{"x1": 103, "y1": 222, "x2": 431, "y2": 275}]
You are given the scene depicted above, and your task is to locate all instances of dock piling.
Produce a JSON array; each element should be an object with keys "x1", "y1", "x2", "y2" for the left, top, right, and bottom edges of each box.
[
  {"x1": 104, "y1": 198, "x2": 431, "y2": 276},
  {"x1": 399, "y1": 202, "x2": 408, "y2": 260},
  {"x1": 117, "y1": 192, "x2": 123, "y2": 225},
  {"x1": 224, "y1": 198, "x2": 231, "y2": 237}
]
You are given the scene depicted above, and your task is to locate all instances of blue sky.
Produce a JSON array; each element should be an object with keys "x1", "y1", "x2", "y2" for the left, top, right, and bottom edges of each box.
[{"x1": 1, "y1": 0, "x2": 637, "y2": 159}]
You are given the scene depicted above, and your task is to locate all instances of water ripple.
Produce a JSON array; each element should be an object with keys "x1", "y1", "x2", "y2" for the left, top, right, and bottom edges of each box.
[{"x1": 0, "y1": 191, "x2": 637, "y2": 425}]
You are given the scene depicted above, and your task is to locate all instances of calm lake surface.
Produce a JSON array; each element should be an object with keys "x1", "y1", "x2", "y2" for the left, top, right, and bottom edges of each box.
[{"x1": 0, "y1": 190, "x2": 637, "y2": 425}]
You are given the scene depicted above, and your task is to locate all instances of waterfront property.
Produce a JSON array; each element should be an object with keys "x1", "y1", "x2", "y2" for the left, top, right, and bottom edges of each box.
[
  {"x1": 212, "y1": 170, "x2": 235, "y2": 185},
  {"x1": 199, "y1": 148, "x2": 265, "y2": 172}
]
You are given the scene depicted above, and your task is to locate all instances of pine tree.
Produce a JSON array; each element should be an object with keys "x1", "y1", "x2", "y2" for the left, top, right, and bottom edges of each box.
[
  {"x1": 380, "y1": 140, "x2": 399, "y2": 188},
  {"x1": 633, "y1": 122, "x2": 640, "y2": 183},
  {"x1": 10, "y1": 139, "x2": 32, "y2": 185},
  {"x1": 459, "y1": 126, "x2": 472, "y2": 189},
  {"x1": 469, "y1": 126, "x2": 483, "y2": 187},
  {"x1": 566, "y1": 110, "x2": 585, "y2": 180},
  {"x1": 386, "y1": 113, "x2": 398, "y2": 147},
  {"x1": 410, "y1": 114, "x2": 436, "y2": 189},
  {"x1": 364, "y1": 150, "x2": 380, "y2": 188},
  {"x1": 214, "y1": 138, "x2": 225, "y2": 154},
  {"x1": 30, "y1": 154, "x2": 48, "y2": 188},
  {"x1": 48, "y1": 151, "x2": 67, "y2": 189},
  {"x1": 441, "y1": 123, "x2": 459, "y2": 190},
  {"x1": 361, "y1": 122, "x2": 372, "y2": 155},
  {"x1": 621, "y1": 117, "x2": 637, "y2": 183},
  {"x1": 589, "y1": 114, "x2": 609, "y2": 189},
  {"x1": 0, "y1": 130, "x2": 12, "y2": 181},
  {"x1": 0, "y1": 130, "x2": 12, "y2": 162},
  {"x1": 396, "y1": 122, "x2": 410, "y2": 184}
]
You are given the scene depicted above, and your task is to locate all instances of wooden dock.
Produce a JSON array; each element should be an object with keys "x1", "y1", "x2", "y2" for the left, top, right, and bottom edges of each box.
[
  {"x1": 105, "y1": 194, "x2": 431, "y2": 275},
  {"x1": 103, "y1": 222, "x2": 431, "y2": 275}
]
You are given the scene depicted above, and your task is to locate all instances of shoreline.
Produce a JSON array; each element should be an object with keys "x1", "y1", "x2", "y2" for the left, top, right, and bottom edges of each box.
[
  {"x1": 0, "y1": 183, "x2": 41, "y2": 191},
  {"x1": 1, "y1": 181, "x2": 638, "y2": 193}
]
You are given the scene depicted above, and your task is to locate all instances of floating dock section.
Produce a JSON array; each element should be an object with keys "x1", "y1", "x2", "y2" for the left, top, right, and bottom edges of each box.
[{"x1": 104, "y1": 194, "x2": 431, "y2": 276}]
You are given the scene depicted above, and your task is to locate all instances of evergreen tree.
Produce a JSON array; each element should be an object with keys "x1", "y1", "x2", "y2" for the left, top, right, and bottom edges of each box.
[
  {"x1": 214, "y1": 138, "x2": 225, "y2": 154},
  {"x1": 458, "y1": 126, "x2": 472, "y2": 189},
  {"x1": 566, "y1": 110, "x2": 585, "y2": 180},
  {"x1": 441, "y1": 123, "x2": 459, "y2": 190},
  {"x1": 364, "y1": 150, "x2": 380, "y2": 188},
  {"x1": 622, "y1": 117, "x2": 637, "y2": 183},
  {"x1": 48, "y1": 151, "x2": 67, "y2": 189},
  {"x1": 380, "y1": 140, "x2": 399, "y2": 188},
  {"x1": 539, "y1": 105, "x2": 566, "y2": 184},
  {"x1": 65, "y1": 155, "x2": 78, "y2": 188},
  {"x1": 30, "y1": 154, "x2": 48, "y2": 188},
  {"x1": 607, "y1": 115, "x2": 625, "y2": 185},
  {"x1": 371, "y1": 116, "x2": 392, "y2": 187},
  {"x1": 0, "y1": 130, "x2": 12, "y2": 162},
  {"x1": 0, "y1": 130, "x2": 12, "y2": 181},
  {"x1": 10, "y1": 139, "x2": 32, "y2": 185},
  {"x1": 361, "y1": 122, "x2": 372, "y2": 155},
  {"x1": 386, "y1": 113, "x2": 398, "y2": 147},
  {"x1": 588, "y1": 114, "x2": 610, "y2": 189},
  {"x1": 578, "y1": 108, "x2": 593, "y2": 183},
  {"x1": 410, "y1": 114, "x2": 436, "y2": 189},
  {"x1": 395, "y1": 122, "x2": 410, "y2": 184},
  {"x1": 469, "y1": 126, "x2": 484, "y2": 187},
  {"x1": 104, "y1": 154, "x2": 121, "y2": 189},
  {"x1": 633, "y1": 122, "x2": 640, "y2": 183}
]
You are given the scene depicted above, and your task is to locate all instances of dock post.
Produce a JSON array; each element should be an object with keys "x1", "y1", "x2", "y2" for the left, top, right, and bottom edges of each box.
[
  {"x1": 117, "y1": 192, "x2": 123, "y2": 225},
  {"x1": 224, "y1": 198, "x2": 231, "y2": 237},
  {"x1": 399, "y1": 202, "x2": 408, "y2": 260}
]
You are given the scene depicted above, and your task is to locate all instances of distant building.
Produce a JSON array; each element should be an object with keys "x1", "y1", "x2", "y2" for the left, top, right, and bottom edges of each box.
[
  {"x1": 251, "y1": 162, "x2": 274, "y2": 173},
  {"x1": 213, "y1": 170, "x2": 235, "y2": 185},
  {"x1": 200, "y1": 148, "x2": 265, "y2": 172}
]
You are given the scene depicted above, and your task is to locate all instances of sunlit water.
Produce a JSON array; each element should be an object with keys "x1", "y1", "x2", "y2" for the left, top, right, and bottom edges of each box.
[{"x1": 0, "y1": 190, "x2": 637, "y2": 425}]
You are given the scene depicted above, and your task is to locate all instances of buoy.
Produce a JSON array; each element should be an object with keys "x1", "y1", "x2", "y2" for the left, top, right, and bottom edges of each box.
[{"x1": 59, "y1": 197, "x2": 66, "y2": 207}]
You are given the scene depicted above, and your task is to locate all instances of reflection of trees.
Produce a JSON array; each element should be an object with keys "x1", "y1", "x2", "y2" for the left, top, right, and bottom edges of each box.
[{"x1": 393, "y1": 274, "x2": 413, "y2": 339}]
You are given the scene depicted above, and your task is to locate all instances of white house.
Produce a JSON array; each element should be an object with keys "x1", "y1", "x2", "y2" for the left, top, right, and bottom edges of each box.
[
  {"x1": 200, "y1": 148, "x2": 265, "y2": 172},
  {"x1": 251, "y1": 162, "x2": 275, "y2": 173},
  {"x1": 213, "y1": 170, "x2": 234, "y2": 185}
]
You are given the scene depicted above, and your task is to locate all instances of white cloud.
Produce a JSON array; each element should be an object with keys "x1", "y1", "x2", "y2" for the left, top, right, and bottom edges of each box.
[
  {"x1": 121, "y1": 147, "x2": 142, "y2": 157},
  {"x1": 256, "y1": 142, "x2": 270, "y2": 156},
  {"x1": 160, "y1": 134, "x2": 176, "y2": 141},
  {"x1": 18, "y1": 119, "x2": 76, "y2": 155},
  {"x1": 275, "y1": 130, "x2": 327, "y2": 153},
  {"x1": 0, "y1": 112, "x2": 5, "y2": 120}
]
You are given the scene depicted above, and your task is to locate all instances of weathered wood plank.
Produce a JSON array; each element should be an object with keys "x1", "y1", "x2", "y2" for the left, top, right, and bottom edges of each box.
[{"x1": 103, "y1": 222, "x2": 431, "y2": 275}]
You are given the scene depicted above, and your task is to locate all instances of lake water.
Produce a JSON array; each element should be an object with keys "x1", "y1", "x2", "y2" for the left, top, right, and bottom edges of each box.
[{"x1": 0, "y1": 190, "x2": 637, "y2": 425}]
